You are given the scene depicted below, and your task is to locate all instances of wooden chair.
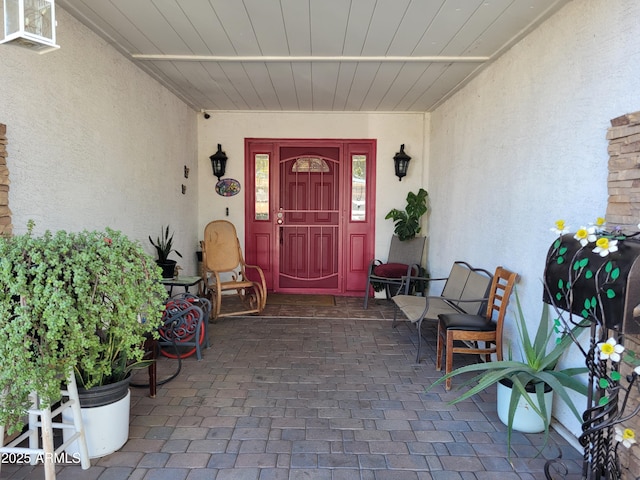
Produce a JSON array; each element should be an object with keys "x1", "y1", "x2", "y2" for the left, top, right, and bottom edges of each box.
[
  {"x1": 436, "y1": 266, "x2": 518, "y2": 390},
  {"x1": 201, "y1": 220, "x2": 267, "y2": 320},
  {"x1": 363, "y1": 235, "x2": 426, "y2": 309}
]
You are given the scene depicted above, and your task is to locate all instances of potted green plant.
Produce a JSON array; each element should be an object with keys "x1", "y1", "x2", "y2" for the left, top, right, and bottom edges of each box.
[
  {"x1": 385, "y1": 187, "x2": 428, "y2": 241},
  {"x1": 376, "y1": 188, "x2": 429, "y2": 294},
  {"x1": 0, "y1": 222, "x2": 166, "y2": 457},
  {"x1": 427, "y1": 290, "x2": 589, "y2": 453},
  {"x1": 149, "y1": 225, "x2": 183, "y2": 278}
]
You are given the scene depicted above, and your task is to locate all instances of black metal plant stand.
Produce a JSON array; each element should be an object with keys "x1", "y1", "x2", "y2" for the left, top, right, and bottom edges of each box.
[{"x1": 543, "y1": 233, "x2": 640, "y2": 480}]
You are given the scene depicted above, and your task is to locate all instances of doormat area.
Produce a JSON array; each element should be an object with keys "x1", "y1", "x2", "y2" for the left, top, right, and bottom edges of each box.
[{"x1": 267, "y1": 293, "x2": 336, "y2": 307}]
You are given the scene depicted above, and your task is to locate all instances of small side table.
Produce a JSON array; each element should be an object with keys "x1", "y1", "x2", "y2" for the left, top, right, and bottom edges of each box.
[{"x1": 161, "y1": 275, "x2": 203, "y2": 296}]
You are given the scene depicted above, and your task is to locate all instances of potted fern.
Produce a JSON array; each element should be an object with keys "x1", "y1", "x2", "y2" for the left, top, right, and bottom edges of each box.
[
  {"x1": 427, "y1": 290, "x2": 589, "y2": 453},
  {"x1": 0, "y1": 222, "x2": 167, "y2": 457},
  {"x1": 149, "y1": 225, "x2": 182, "y2": 278}
]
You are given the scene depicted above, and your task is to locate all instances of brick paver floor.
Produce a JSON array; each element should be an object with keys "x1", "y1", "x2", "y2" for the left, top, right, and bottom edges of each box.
[{"x1": 2, "y1": 297, "x2": 583, "y2": 479}]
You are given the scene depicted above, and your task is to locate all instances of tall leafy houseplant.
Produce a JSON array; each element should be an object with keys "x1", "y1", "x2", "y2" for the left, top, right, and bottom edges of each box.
[
  {"x1": 385, "y1": 188, "x2": 428, "y2": 241},
  {"x1": 0, "y1": 222, "x2": 166, "y2": 433},
  {"x1": 427, "y1": 291, "x2": 589, "y2": 453}
]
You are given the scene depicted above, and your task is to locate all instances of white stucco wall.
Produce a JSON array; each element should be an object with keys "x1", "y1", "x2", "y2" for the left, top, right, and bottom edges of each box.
[
  {"x1": 0, "y1": 9, "x2": 198, "y2": 273},
  {"x1": 197, "y1": 111, "x2": 428, "y2": 257},
  {"x1": 429, "y1": 0, "x2": 640, "y2": 439}
]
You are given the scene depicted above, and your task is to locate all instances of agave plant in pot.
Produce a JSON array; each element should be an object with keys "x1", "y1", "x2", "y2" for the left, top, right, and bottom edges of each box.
[
  {"x1": 427, "y1": 290, "x2": 589, "y2": 454},
  {"x1": 0, "y1": 222, "x2": 167, "y2": 458},
  {"x1": 149, "y1": 225, "x2": 182, "y2": 278}
]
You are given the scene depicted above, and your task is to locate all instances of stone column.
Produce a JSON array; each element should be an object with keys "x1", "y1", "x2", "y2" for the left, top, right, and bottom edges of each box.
[
  {"x1": 607, "y1": 112, "x2": 640, "y2": 480},
  {"x1": 0, "y1": 124, "x2": 12, "y2": 237}
]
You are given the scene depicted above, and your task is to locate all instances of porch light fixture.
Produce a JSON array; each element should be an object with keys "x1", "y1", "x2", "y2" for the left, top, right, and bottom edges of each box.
[
  {"x1": 209, "y1": 144, "x2": 228, "y2": 181},
  {"x1": 0, "y1": 0, "x2": 60, "y2": 53},
  {"x1": 393, "y1": 144, "x2": 411, "y2": 181}
]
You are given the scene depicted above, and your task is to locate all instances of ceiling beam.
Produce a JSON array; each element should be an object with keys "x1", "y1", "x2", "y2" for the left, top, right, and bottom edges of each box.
[{"x1": 130, "y1": 54, "x2": 489, "y2": 63}]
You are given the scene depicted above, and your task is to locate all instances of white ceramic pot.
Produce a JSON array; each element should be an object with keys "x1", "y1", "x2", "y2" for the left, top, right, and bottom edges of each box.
[
  {"x1": 63, "y1": 390, "x2": 131, "y2": 458},
  {"x1": 496, "y1": 380, "x2": 553, "y2": 433}
]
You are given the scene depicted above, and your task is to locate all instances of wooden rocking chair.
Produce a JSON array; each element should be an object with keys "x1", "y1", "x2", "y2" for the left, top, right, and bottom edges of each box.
[{"x1": 201, "y1": 220, "x2": 267, "y2": 320}]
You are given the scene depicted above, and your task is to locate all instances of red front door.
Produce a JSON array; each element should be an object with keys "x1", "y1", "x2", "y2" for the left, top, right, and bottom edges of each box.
[
  {"x1": 279, "y1": 147, "x2": 340, "y2": 289},
  {"x1": 245, "y1": 139, "x2": 376, "y2": 295}
]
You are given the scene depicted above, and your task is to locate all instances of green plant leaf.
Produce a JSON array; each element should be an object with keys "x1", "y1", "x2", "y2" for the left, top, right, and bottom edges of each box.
[
  {"x1": 0, "y1": 227, "x2": 167, "y2": 433},
  {"x1": 148, "y1": 225, "x2": 182, "y2": 261},
  {"x1": 611, "y1": 371, "x2": 621, "y2": 382},
  {"x1": 585, "y1": 270, "x2": 593, "y2": 279},
  {"x1": 599, "y1": 378, "x2": 609, "y2": 388},
  {"x1": 605, "y1": 261, "x2": 612, "y2": 273},
  {"x1": 611, "y1": 267, "x2": 620, "y2": 280},
  {"x1": 559, "y1": 246, "x2": 568, "y2": 255},
  {"x1": 606, "y1": 289, "x2": 615, "y2": 299},
  {"x1": 599, "y1": 397, "x2": 609, "y2": 406},
  {"x1": 385, "y1": 188, "x2": 428, "y2": 240}
]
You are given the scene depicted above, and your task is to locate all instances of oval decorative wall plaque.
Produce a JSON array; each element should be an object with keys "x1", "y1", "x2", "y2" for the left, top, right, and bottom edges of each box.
[{"x1": 215, "y1": 178, "x2": 241, "y2": 197}]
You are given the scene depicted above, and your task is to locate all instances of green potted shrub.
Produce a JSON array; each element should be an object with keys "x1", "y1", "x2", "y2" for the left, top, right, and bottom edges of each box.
[
  {"x1": 385, "y1": 187, "x2": 428, "y2": 241},
  {"x1": 0, "y1": 222, "x2": 166, "y2": 457},
  {"x1": 427, "y1": 290, "x2": 589, "y2": 454},
  {"x1": 377, "y1": 188, "x2": 429, "y2": 294},
  {"x1": 149, "y1": 225, "x2": 182, "y2": 278}
]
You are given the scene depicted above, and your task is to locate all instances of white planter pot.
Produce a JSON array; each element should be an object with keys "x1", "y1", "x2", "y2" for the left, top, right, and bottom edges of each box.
[
  {"x1": 63, "y1": 390, "x2": 130, "y2": 458},
  {"x1": 496, "y1": 380, "x2": 553, "y2": 433}
]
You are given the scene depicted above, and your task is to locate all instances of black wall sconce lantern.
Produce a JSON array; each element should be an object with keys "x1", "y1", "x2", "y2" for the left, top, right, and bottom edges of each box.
[
  {"x1": 393, "y1": 144, "x2": 411, "y2": 181},
  {"x1": 210, "y1": 144, "x2": 228, "y2": 181}
]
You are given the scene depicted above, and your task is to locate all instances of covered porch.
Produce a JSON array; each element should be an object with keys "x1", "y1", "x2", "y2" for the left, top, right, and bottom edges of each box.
[{"x1": 2, "y1": 300, "x2": 582, "y2": 479}]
